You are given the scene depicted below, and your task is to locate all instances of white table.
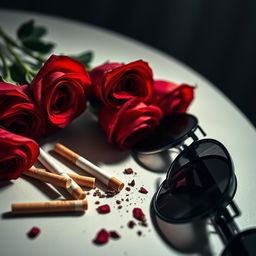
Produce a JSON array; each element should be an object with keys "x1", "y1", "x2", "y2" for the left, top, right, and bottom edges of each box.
[{"x1": 0, "y1": 9, "x2": 255, "y2": 256}]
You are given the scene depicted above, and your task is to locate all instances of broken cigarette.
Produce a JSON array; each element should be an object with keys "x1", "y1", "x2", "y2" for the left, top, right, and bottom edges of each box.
[
  {"x1": 54, "y1": 143, "x2": 124, "y2": 192},
  {"x1": 23, "y1": 167, "x2": 72, "y2": 188},
  {"x1": 11, "y1": 200, "x2": 88, "y2": 214},
  {"x1": 38, "y1": 148, "x2": 86, "y2": 200},
  {"x1": 67, "y1": 173, "x2": 95, "y2": 188}
]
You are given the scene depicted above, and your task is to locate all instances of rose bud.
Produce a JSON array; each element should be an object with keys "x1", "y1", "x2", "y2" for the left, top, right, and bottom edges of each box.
[
  {"x1": 0, "y1": 82, "x2": 45, "y2": 139},
  {"x1": 151, "y1": 80, "x2": 195, "y2": 117},
  {"x1": 31, "y1": 55, "x2": 91, "y2": 135},
  {"x1": 99, "y1": 98, "x2": 163, "y2": 149},
  {"x1": 90, "y1": 60, "x2": 154, "y2": 109},
  {"x1": 0, "y1": 128, "x2": 39, "y2": 180}
]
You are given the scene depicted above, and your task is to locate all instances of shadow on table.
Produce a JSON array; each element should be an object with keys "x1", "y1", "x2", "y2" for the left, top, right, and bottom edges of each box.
[
  {"x1": 150, "y1": 200, "x2": 214, "y2": 255},
  {"x1": 132, "y1": 149, "x2": 179, "y2": 173},
  {"x1": 0, "y1": 180, "x2": 13, "y2": 191},
  {"x1": 2, "y1": 210, "x2": 85, "y2": 219},
  {"x1": 39, "y1": 112, "x2": 129, "y2": 165}
]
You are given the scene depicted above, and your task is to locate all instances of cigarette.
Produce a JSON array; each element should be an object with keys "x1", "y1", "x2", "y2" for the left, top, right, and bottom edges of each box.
[
  {"x1": 38, "y1": 148, "x2": 86, "y2": 200},
  {"x1": 67, "y1": 173, "x2": 95, "y2": 188},
  {"x1": 11, "y1": 200, "x2": 88, "y2": 214},
  {"x1": 23, "y1": 167, "x2": 72, "y2": 188},
  {"x1": 54, "y1": 143, "x2": 124, "y2": 192}
]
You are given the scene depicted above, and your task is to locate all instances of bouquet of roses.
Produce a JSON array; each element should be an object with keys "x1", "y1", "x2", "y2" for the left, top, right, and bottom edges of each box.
[{"x1": 0, "y1": 20, "x2": 194, "y2": 181}]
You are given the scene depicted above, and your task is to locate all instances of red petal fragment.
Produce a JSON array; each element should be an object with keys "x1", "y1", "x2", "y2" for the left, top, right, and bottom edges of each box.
[
  {"x1": 27, "y1": 227, "x2": 40, "y2": 238},
  {"x1": 109, "y1": 231, "x2": 121, "y2": 239},
  {"x1": 124, "y1": 168, "x2": 134, "y2": 174},
  {"x1": 133, "y1": 208, "x2": 145, "y2": 221},
  {"x1": 97, "y1": 204, "x2": 111, "y2": 214},
  {"x1": 128, "y1": 220, "x2": 136, "y2": 228},
  {"x1": 94, "y1": 229, "x2": 110, "y2": 244},
  {"x1": 139, "y1": 187, "x2": 148, "y2": 194}
]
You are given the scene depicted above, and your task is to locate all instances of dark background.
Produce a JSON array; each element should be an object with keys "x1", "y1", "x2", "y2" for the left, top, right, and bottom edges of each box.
[{"x1": 1, "y1": 0, "x2": 256, "y2": 127}]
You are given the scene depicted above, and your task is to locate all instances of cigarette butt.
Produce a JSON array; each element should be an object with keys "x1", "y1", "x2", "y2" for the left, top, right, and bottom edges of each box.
[
  {"x1": 108, "y1": 177, "x2": 124, "y2": 192},
  {"x1": 71, "y1": 187, "x2": 86, "y2": 200},
  {"x1": 38, "y1": 148, "x2": 86, "y2": 200},
  {"x1": 54, "y1": 143, "x2": 124, "y2": 192},
  {"x1": 67, "y1": 173, "x2": 95, "y2": 188},
  {"x1": 11, "y1": 200, "x2": 88, "y2": 214},
  {"x1": 23, "y1": 167, "x2": 72, "y2": 188}
]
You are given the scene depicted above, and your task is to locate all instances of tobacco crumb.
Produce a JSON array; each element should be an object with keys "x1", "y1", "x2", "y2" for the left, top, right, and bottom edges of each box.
[
  {"x1": 116, "y1": 200, "x2": 121, "y2": 205},
  {"x1": 87, "y1": 192, "x2": 90, "y2": 195},
  {"x1": 27, "y1": 227, "x2": 40, "y2": 238},
  {"x1": 125, "y1": 198, "x2": 129, "y2": 202},
  {"x1": 105, "y1": 190, "x2": 117, "y2": 198},
  {"x1": 137, "y1": 231, "x2": 142, "y2": 236},
  {"x1": 124, "y1": 168, "x2": 134, "y2": 174},
  {"x1": 95, "y1": 201, "x2": 100, "y2": 205},
  {"x1": 118, "y1": 205, "x2": 122, "y2": 209},
  {"x1": 128, "y1": 220, "x2": 136, "y2": 228},
  {"x1": 99, "y1": 194, "x2": 106, "y2": 198},
  {"x1": 128, "y1": 179, "x2": 135, "y2": 187},
  {"x1": 125, "y1": 187, "x2": 131, "y2": 192},
  {"x1": 110, "y1": 231, "x2": 121, "y2": 239},
  {"x1": 139, "y1": 220, "x2": 148, "y2": 227}
]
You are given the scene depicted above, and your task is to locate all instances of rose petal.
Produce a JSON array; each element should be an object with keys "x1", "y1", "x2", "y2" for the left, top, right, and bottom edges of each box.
[
  {"x1": 94, "y1": 229, "x2": 109, "y2": 244},
  {"x1": 97, "y1": 204, "x2": 111, "y2": 214},
  {"x1": 27, "y1": 227, "x2": 40, "y2": 238},
  {"x1": 139, "y1": 187, "x2": 148, "y2": 194},
  {"x1": 133, "y1": 208, "x2": 145, "y2": 221},
  {"x1": 124, "y1": 168, "x2": 134, "y2": 174}
]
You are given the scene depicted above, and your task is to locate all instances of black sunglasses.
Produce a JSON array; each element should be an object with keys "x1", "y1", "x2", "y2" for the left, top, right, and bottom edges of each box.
[{"x1": 133, "y1": 113, "x2": 256, "y2": 256}]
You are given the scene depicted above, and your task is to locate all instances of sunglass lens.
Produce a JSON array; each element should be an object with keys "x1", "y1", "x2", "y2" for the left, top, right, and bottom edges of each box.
[
  {"x1": 134, "y1": 114, "x2": 198, "y2": 153},
  {"x1": 154, "y1": 140, "x2": 234, "y2": 222},
  {"x1": 221, "y1": 229, "x2": 256, "y2": 256}
]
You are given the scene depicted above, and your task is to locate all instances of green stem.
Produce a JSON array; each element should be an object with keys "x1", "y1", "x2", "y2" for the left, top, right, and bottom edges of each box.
[
  {"x1": 0, "y1": 46, "x2": 17, "y2": 84},
  {"x1": 0, "y1": 26, "x2": 46, "y2": 64},
  {"x1": 4, "y1": 39, "x2": 38, "y2": 83}
]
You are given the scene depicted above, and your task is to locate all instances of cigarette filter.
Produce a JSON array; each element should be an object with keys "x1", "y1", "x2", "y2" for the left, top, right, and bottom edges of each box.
[
  {"x1": 38, "y1": 148, "x2": 86, "y2": 200},
  {"x1": 67, "y1": 173, "x2": 95, "y2": 188},
  {"x1": 11, "y1": 200, "x2": 88, "y2": 214},
  {"x1": 54, "y1": 143, "x2": 124, "y2": 192},
  {"x1": 24, "y1": 167, "x2": 72, "y2": 188}
]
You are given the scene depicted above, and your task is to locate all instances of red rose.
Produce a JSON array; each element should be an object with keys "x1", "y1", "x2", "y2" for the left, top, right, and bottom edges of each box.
[
  {"x1": 0, "y1": 82, "x2": 45, "y2": 139},
  {"x1": 31, "y1": 55, "x2": 91, "y2": 135},
  {"x1": 152, "y1": 80, "x2": 195, "y2": 117},
  {"x1": 0, "y1": 128, "x2": 39, "y2": 180},
  {"x1": 99, "y1": 99, "x2": 163, "y2": 149},
  {"x1": 90, "y1": 60, "x2": 154, "y2": 109}
]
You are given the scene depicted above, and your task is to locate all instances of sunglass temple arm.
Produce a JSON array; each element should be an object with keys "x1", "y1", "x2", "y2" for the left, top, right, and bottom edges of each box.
[{"x1": 211, "y1": 201, "x2": 241, "y2": 246}]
